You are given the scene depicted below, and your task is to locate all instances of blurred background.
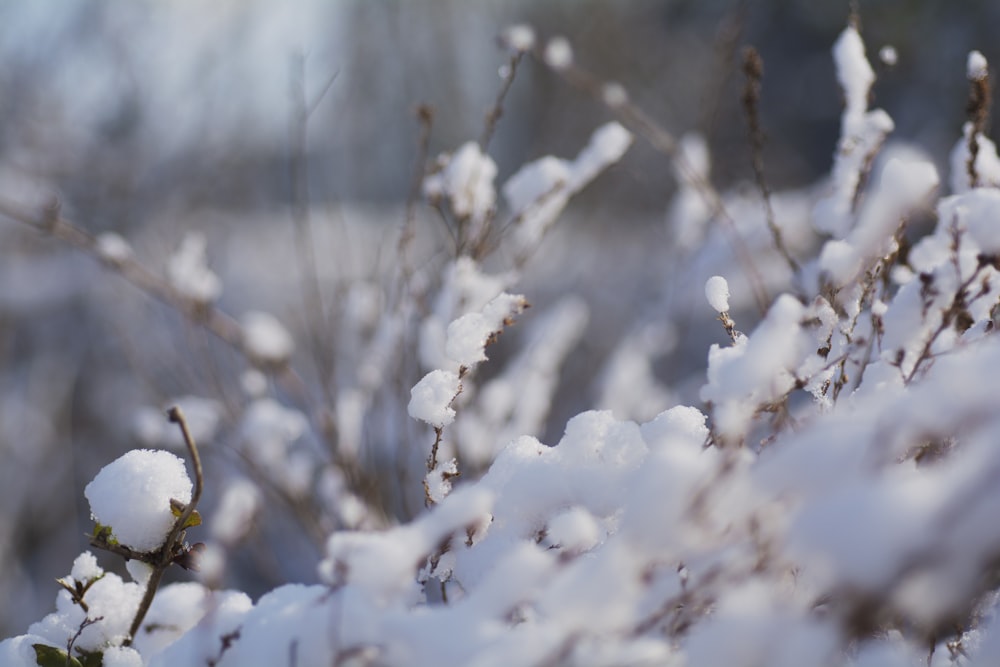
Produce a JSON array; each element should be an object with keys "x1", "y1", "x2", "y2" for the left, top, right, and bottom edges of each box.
[{"x1": 1, "y1": 0, "x2": 998, "y2": 638}]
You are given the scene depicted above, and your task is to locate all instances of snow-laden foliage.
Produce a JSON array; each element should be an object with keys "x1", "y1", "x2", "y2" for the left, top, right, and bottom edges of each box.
[{"x1": 7, "y1": 17, "x2": 1000, "y2": 667}]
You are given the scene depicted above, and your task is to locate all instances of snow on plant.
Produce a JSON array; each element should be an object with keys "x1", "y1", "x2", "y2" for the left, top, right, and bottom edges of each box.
[
  {"x1": 165, "y1": 230, "x2": 221, "y2": 306},
  {"x1": 10, "y1": 13, "x2": 1000, "y2": 667},
  {"x1": 85, "y1": 449, "x2": 193, "y2": 552}
]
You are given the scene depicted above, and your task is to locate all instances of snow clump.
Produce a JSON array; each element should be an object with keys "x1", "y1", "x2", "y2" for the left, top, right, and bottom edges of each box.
[
  {"x1": 84, "y1": 449, "x2": 192, "y2": 552},
  {"x1": 705, "y1": 275, "x2": 731, "y2": 313}
]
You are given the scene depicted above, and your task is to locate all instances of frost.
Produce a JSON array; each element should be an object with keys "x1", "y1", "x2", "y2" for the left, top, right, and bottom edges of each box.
[
  {"x1": 166, "y1": 231, "x2": 221, "y2": 305},
  {"x1": 705, "y1": 275, "x2": 731, "y2": 313},
  {"x1": 408, "y1": 369, "x2": 461, "y2": 428},
  {"x1": 84, "y1": 449, "x2": 193, "y2": 552},
  {"x1": 241, "y1": 310, "x2": 294, "y2": 366}
]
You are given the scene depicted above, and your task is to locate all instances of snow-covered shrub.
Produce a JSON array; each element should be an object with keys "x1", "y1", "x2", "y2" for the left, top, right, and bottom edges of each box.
[{"x1": 6, "y1": 13, "x2": 1000, "y2": 667}]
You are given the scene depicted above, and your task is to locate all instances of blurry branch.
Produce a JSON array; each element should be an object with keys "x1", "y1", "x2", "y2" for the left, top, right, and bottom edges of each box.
[
  {"x1": 479, "y1": 51, "x2": 525, "y2": 152},
  {"x1": 400, "y1": 104, "x2": 435, "y2": 285},
  {"x1": 289, "y1": 54, "x2": 337, "y2": 409},
  {"x1": 87, "y1": 407, "x2": 206, "y2": 646},
  {"x1": 0, "y1": 195, "x2": 392, "y2": 525},
  {"x1": 966, "y1": 58, "x2": 992, "y2": 188},
  {"x1": 531, "y1": 38, "x2": 771, "y2": 315},
  {"x1": 0, "y1": 197, "x2": 319, "y2": 410},
  {"x1": 741, "y1": 46, "x2": 800, "y2": 276}
]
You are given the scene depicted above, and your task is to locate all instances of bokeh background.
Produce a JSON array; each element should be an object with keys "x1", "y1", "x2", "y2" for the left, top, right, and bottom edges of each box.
[{"x1": 1, "y1": 0, "x2": 998, "y2": 637}]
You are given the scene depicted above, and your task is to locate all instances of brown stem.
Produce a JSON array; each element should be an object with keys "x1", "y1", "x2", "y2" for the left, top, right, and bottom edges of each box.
[{"x1": 123, "y1": 406, "x2": 204, "y2": 645}]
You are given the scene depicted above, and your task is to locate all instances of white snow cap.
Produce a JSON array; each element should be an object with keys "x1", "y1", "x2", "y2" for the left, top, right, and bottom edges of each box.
[
  {"x1": 408, "y1": 369, "x2": 461, "y2": 428},
  {"x1": 445, "y1": 292, "x2": 528, "y2": 367},
  {"x1": 95, "y1": 232, "x2": 133, "y2": 265},
  {"x1": 878, "y1": 45, "x2": 898, "y2": 67},
  {"x1": 705, "y1": 276, "x2": 731, "y2": 313},
  {"x1": 544, "y1": 36, "x2": 573, "y2": 69},
  {"x1": 241, "y1": 310, "x2": 294, "y2": 366},
  {"x1": 502, "y1": 24, "x2": 535, "y2": 53},
  {"x1": 833, "y1": 26, "x2": 875, "y2": 122},
  {"x1": 167, "y1": 231, "x2": 221, "y2": 305},
  {"x1": 85, "y1": 449, "x2": 193, "y2": 552},
  {"x1": 968, "y1": 50, "x2": 989, "y2": 80},
  {"x1": 423, "y1": 142, "x2": 497, "y2": 225}
]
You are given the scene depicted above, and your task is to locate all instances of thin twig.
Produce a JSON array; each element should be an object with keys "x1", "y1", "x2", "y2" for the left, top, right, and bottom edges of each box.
[
  {"x1": 123, "y1": 406, "x2": 204, "y2": 645},
  {"x1": 965, "y1": 58, "x2": 991, "y2": 189},
  {"x1": 535, "y1": 42, "x2": 771, "y2": 314},
  {"x1": 741, "y1": 45, "x2": 800, "y2": 276},
  {"x1": 479, "y1": 52, "x2": 524, "y2": 152},
  {"x1": 289, "y1": 53, "x2": 337, "y2": 409}
]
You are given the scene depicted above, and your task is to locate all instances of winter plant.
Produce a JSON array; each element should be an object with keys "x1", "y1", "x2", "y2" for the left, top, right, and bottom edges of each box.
[{"x1": 6, "y1": 13, "x2": 1000, "y2": 667}]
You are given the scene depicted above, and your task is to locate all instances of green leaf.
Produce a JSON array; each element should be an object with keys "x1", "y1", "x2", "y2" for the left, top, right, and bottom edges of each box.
[
  {"x1": 183, "y1": 510, "x2": 202, "y2": 528},
  {"x1": 32, "y1": 644, "x2": 83, "y2": 667},
  {"x1": 77, "y1": 649, "x2": 104, "y2": 667}
]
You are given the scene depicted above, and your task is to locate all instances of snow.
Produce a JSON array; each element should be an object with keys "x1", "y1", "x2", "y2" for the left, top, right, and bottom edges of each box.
[
  {"x1": 18, "y1": 16, "x2": 1000, "y2": 667},
  {"x1": 95, "y1": 232, "x2": 133, "y2": 265},
  {"x1": 833, "y1": 26, "x2": 875, "y2": 123},
  {"x1": 601, "y1": 81, "x2": 628, "y2": 107},
  {"x1": 134, "y1": 395, "x2": 222, "y2": 449},
  {"x1": 968, "y1": 50, "x2": 989, "y2": 80},
  {"x1": 69, "y1": 551, "x2": 102, "y2": 583},
  {"x1": 545, "y1": 506, "x2": 601, "y2": 553},
  {"x1": 503, "y1": 156, "x2": 570, "y2": 213},
  {"x1": 102, "y1": 646, "x2": 143, "y2": 667},
  {"x1": 502, "y1": 24, "x2": 535, "y2": 52},
  {"x1": 543, "y1": 36, "x2": 573, "y2": 69},
  {"x1": 423, "y1": 142, "x2": 497, "y2": 225},
  {"x1": 444, "y1": 292, "x2": 527, "y2": 367},
  {"x1": 241, "y1": 310, "x2": 294, "y2": 365},
  {"x1": 211, "y1": 479, "x2": 260, "y2": 544},
  {"x1": 705, "y1": 275, "x2": 731, "y2": 312},
  {"x1": 408, "y1": 369, "x2": 461, "y2": 427},
  {"x1": 502, "y1": 122, "x2": 631, "y2": 256},
  {"x1": 950, "y1": 122, "x2": 1000, "y2": 192},
  {"x1": 945, "y1": 188, "x2": 1000, "y2": 254},
  {"x1": 84, "y1": 449, "x2": 193, "y2": 552},
  {"x1": 166, "y1": 231, "x2": 221, "y2": 305},
  {"x1": 569, "y1": 122, "x2": 633, "y2": 190},
  {"x1": 879, "y1": 45, "x2": 898, "y2": 66}
]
